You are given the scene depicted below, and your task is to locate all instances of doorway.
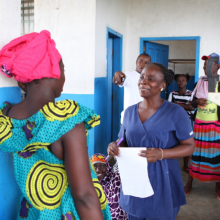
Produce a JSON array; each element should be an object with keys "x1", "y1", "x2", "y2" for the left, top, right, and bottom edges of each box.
[
  {"x1": 140, "y1": 37, "x2": 201, "y2": 99},
  {"x1": 94, "y1": 28, "x2": 123, "y2": 154},
  {"x1": 107, "y1": 28, "x2": 123, "y2": 145},
  {"x1": 144, "y1": 41, "x2": 169, "y2": 99}
]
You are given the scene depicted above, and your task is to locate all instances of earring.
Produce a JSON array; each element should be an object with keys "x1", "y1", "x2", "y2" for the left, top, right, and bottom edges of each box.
[{"x1": 161, "y1": 88, "x2": 163, "y2": 91}]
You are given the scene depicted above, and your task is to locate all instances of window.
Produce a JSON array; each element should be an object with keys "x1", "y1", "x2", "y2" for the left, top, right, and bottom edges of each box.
[{"x1": 21, "y1": 0, "x2": 34, "y2": 35}]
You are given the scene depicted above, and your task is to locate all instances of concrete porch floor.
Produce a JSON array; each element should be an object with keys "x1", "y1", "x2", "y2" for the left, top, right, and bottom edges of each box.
[{"x1": 176, "y1": 159, "x2": 220, "y2": 220}]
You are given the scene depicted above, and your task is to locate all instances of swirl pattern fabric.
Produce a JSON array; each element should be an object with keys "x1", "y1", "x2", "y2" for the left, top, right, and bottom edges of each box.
[
  {"x1": 40, "y1": 100, "x2": 79, "y2": 121},
  {"x1": 26, "y1": 160, "x2": 68, "y2": 210},
  {"x1": 0, "y1": 100, "x2": 112, "y2": 220},
  {"x1": 0, "y1": 109, "x2": 13, "y2": 144},
  {"x1": 92, "y1": 178, "x2": 108, "y2": 210}
]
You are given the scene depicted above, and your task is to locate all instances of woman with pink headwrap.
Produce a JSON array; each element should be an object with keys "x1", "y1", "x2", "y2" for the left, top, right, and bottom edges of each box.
[{"x1": 0, "y1": 31, "x2": 112, "y2": 220}]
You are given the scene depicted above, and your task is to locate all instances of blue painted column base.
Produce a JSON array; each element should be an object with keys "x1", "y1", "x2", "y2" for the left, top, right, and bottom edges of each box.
[
  {"x1": 0, "y1": 152, "x2": 22, "y2": 219},
  {"x1": 0, "y1": 86, "x2": 22, "y2": 219}
]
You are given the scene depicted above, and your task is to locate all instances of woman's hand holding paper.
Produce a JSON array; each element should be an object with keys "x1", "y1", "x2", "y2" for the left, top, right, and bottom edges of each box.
[
  {"x1": 107, "y1": 142, "x2": 120, "y2": 157},
  {"x1": 138, "y1": 148, "x2": 163, "y2": 163}
]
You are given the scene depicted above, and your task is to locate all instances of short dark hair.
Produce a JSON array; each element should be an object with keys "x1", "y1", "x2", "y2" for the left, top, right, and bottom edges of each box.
[
  {"x1": 152, "y1": 63, "x2": 174, "y2": 87},
  {"x1": 174, "y1": 73, "x2": 191, "y2": 82},
  {"x1": 136, "y1": 53, "x2": 151, "y2": 62}
]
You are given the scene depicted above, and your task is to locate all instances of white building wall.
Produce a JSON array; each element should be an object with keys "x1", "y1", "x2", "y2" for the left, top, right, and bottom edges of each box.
[
  {"x1": 125, "y1": 0, "x2": 220, "y2": 77},
  {"x1": 0, "y1": 1, "x2": 22, "y2": 219},
  {"x1": 152, "y1": 40, "x2": 196, "y2": 76},
  {"x1": 0, "y1": 0, "x2": 21, "y2": 87},
  {"x1": 95, "y1": 0, "x2": 128, "y2": 77},
  {"x1": 35, "y1": 0, "x2": 96, "y2": 94}
]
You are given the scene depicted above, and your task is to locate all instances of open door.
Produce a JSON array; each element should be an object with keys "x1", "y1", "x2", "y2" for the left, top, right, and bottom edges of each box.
[{"x1": 144, "y1": 41, "x2": 169, "y2": 99}]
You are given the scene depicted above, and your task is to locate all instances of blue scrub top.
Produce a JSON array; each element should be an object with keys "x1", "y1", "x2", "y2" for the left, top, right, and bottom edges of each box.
[{"x1": 118, "y1": 101, "x2": 194, "y2": 219}]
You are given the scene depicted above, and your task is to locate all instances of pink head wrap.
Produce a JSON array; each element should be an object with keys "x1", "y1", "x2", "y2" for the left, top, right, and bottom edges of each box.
[{"x1": 0, "y1": 30, "x2": 61, "y2": 83}]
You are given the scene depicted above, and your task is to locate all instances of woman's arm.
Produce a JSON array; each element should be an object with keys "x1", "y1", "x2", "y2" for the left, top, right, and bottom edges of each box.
[
  {"x1": 62, "y1": 122, "x2": 104, "y2": 220},
  {"x1": 174, "y1": 102, "x2": 195, "y2": 111},
  {"x1": 139, "y1": 137, "x2": 195, "y2": 163},
  {"x1": 191, "y1": 96, "x2": 208, "y2": 108},
  {"x1": 163, "y1": 137, "x2": 195, "y2": 159}
]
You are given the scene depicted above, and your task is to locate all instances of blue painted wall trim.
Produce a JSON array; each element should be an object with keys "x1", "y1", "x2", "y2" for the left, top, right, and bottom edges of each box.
[
  {"x1": 0, "y1": 86, "x2": 21, "y2": 104},
  {"x1": 94, "y1": 77, "x2": 107, "y2": 155},
  {"x1": 112, "y1": 35, "x2": 123, "y2": 142},
  {"x1": 140, "y1": 36, "x2": 201, "y2": 41},
  {"x1": 56, "y1": 93, "x2": 95, "y2": 156},
  {"x1": 140, "y1": 36, "x2": 201, "y2": 84},
  {"x1": 0, "y1": 86, "x2": 21, "y2": 220},
  {"x1": 195, "y1": 37, "x2": 201, "y2": 82},
  {"x1": 93, "y1": 28, "x2": 123, "y2": 156},
  {"x1": 56, "y1": 93, "x2": 94, "y2": 109},
  {"x1": 107, "y1": 27, "x2": 123, "y2": 38},
  {"x1": 106, "y1": 28, "x2": 123, "y2": 144}
]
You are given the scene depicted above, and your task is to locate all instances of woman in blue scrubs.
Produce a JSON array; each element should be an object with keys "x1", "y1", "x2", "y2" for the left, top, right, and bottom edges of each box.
[{"x1": 108, "y1": 63, "x2": 195, "y2": 220}]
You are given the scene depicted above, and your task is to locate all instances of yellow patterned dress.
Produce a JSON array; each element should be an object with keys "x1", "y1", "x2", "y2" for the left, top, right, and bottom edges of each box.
[{"x1": 0, "y1": 100, "x2": 112, "y2": 220}]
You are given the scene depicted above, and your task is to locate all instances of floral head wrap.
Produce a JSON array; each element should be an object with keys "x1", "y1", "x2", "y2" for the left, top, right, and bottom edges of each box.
[
  {"x1": 91, "y1": 153, "x2": 128, "y2": 220},
  {"x1": 0, "y1": 30, "x2": 61, "y2": 83},
  {"x1": 91, "y1": 154, "x2": 107, "y2": 164}
]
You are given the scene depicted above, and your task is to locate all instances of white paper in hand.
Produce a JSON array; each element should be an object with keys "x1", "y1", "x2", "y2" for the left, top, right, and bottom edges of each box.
[{"x1": 116, "y1": 147, "x2": 154, "y2": 198}]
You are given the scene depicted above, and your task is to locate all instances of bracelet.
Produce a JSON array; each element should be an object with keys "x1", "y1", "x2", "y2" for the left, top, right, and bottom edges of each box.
[{"x1": 159, "y1": 148, "x2": 163, "y2": 160}]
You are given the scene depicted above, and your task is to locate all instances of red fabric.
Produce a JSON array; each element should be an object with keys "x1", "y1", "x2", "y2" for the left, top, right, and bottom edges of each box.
[
  {"x1": 201, "y1": 55, "x2": 210, "y2": 60},
  {"x1": 0, "y1": 30, "x2": 61, "y2": 83},
  {"x1": 91, "y1": 154, "x2": 106, "y2": 164}
]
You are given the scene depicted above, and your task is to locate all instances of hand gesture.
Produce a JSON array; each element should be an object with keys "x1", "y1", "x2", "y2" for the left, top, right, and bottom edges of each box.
[
  {"x1": 138, "y1": 148, "x2": 162, "y2": 163},
  {"x1": 107, "y1": 142, "x2": 120, "y2": 157},
  {"x1": 196, "y1": 98, "x2": 208, "y2": 107},
  {"x1": 113, "y1": 71, "x2": 126, "y2": 85}
]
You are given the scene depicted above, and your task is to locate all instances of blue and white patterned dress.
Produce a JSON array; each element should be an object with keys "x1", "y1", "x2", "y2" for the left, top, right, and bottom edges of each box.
[{"x1": 0, "y1": 100, "x2": 112, "y2": 220}]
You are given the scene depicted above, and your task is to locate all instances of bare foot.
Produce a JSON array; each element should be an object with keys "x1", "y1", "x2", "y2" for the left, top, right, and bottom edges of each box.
[
  {"x1": 183, "y1": 166, "x2": 189, "y2": 173},
  {"x1": 184, "y1": 175, "x2": 193, "y2": 195},
  {"x1": 215, "y1": 182, "x2": 220, "y2": 200}
]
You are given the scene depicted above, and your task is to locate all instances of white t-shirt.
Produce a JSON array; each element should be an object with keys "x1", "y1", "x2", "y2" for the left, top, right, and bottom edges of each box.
[{"x1": 119, "y1": 70, "x2": 143, "y2": 123}]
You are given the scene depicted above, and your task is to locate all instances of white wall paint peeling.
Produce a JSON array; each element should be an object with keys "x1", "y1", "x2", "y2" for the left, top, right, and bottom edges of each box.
[
  {"x1": 35, "y1": 0, "x2": 96, "y2": 94},
  {"x1": 125, "y1": 0, "x2": 220, "y2": 77},
  {"x1": 0, "y1": 0, "x2": 21, "y2": 87}
]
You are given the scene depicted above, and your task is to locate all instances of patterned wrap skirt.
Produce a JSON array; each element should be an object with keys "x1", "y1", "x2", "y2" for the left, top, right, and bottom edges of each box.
[{"x1": 189, "y1": 118, "x2": 220, "y2": 182}]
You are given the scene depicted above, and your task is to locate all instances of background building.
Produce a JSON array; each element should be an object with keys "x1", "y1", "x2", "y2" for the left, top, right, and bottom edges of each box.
[{"x1": 1, "y1": 0, "x2": 220, "y2": 219}]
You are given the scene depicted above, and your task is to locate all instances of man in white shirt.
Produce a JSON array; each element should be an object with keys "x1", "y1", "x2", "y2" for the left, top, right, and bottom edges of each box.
[{"x1": 113, "y1": 53, "x2": 151, "y2": 123}]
